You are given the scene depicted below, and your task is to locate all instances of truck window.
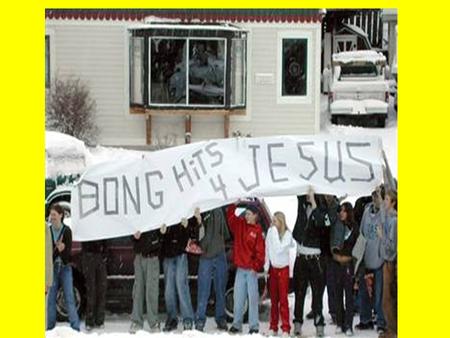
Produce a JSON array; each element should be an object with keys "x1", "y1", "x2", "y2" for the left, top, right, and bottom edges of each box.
[{"x1": 339, "y1": 63, "x2": 378, "y2": 78}]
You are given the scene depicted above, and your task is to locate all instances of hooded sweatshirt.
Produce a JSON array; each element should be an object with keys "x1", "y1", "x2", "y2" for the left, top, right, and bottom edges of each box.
[
  {"x1": 380, "y1": 209, "x2": 397, "y2": 262},
  {"x1": 360, "y1": 203, "x2": 384, "y2": 270},
  {"x1": 264, "y1": 226, "x2": 294, "y2": 271},
  {"x1": 227, "y1": 204, "x2": 265, "y2": 272}
]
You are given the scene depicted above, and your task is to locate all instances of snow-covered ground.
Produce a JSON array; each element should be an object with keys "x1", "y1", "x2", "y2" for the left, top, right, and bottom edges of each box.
[
  {"x1": 45, "y1": 94, "x2": 396, "y2": 338},
  {"x1": 46, "y1": 291, "x2": 379, "y2": 338}
]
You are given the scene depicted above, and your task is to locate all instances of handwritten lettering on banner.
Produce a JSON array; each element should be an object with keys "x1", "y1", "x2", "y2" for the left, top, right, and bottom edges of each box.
[{"x1": 71, "y1": 135, "x2": 384, "y2": 241}]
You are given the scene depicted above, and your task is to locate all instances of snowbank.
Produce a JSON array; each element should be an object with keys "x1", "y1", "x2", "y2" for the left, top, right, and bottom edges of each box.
[{"x1": 45, "y1": 131, "x2": 91, "y2": 178}]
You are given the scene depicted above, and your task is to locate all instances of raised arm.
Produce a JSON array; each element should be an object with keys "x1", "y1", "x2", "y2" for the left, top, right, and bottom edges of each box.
[
  {"x1": 293, "y1": 195, "x2": 307, "y2": 243},
  {"x1": 226, "y1": 204, "x2": 246, "y2": 234}
]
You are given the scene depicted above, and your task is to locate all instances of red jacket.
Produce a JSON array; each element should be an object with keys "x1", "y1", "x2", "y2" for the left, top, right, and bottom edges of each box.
[{"x1": 227, "y1": 204, "x2": 265, "y2": 272}]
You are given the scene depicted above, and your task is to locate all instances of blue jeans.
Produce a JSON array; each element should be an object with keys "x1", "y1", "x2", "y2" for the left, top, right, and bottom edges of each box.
[
  {"x1": 163, "y1": 254, "x2": 194, "y2": 325},
  {"x1": 359, "y1": 265, "x2": 386, "y2": 328},
  {"x1": 232, "y1": 268, "x2": 259, "y2": 331},
  {"x1": 47, "y1": 263, "x2": 80, "y2": 331},
  {"x1": 196, "y1": 252, "x2": 228, "y2": 327}
]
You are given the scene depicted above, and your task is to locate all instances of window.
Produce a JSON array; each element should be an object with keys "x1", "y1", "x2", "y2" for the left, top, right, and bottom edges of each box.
[
  {"x1": 150, "y1": 38, "x2": 186, "y2": 104},
  {"x1": 339, "y1": 63, "x2": 378, "y2": 79},
  {"x1": 277, "y1": 32, "x2": 312, "y2": 104},
  {"x1": 281, "y1": 38, "x2": 307, "y2": 96},
  {"x1": 45, "y1": 35, "x2": 50, "y2": 88},
  {"x1": 130, "y1": 36, "x2": 144, "y2": 105},
  {"x1": 188, "y1": 39, "x2": 225, "y2": 105},
  {"x1": 129, "y1": 24, "x2": 247, "y2": 109}
]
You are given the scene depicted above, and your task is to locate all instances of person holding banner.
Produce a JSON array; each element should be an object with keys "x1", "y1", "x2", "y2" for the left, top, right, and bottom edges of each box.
[
  {"x1": 319, "y1": 194, "x2": 343, "y2": 326},
  {"x1": 292, "y1": 189, "x2": 329, "y2": 338},
  {"x1": 333, "y1": 202, "x2": 359, "y2": 336},
  {"x1": 378, "y1": 189, "x2": 397, "y2": 338},
  {"x1": 264, "y1": 211, "x2": 295, "y2": 337},
  {"x1": 356, "y1": 189, "x2": 386, "y2": 335},
  {"x1": 194, "y1": 206, "x2": 230, "y2": 332},
  {"x1": 46, "y1": 204, "x2": 80, "y2": 332},
  {"x1": 227, "y1": 203, "x2": 265, "y2": 335},
  {"x1": 82, "y1": 239, "x2": 108, "y2": 331},
  {"x1": 161, "y1": 219, "x2": 196, "y2": 332},
  {"x1": 129, "y1": 228, "x2": 164, "y2": 334},
  {"x1": 45, "y1": 223, "x2": 53, "y2": 329}
]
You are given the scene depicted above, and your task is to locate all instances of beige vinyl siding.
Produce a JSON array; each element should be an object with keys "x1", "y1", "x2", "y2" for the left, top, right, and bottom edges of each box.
[
  {"x1": 46, "y1": 20, "x2": 321, "y2": 146},
  {"x1": 46, "y1": 22, "x2": 147, "y2": 145}
]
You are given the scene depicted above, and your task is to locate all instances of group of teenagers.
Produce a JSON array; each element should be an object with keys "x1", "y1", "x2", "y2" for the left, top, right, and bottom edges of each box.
[{"x1": 45, "y1": 185, "x2": 397, "y2": 338}]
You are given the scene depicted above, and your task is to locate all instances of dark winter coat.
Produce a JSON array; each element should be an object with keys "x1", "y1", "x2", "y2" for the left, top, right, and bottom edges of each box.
[
  {"x1": 133, "y1": 229, "x2": 162, "y2": 257},
  {"x1": 161, "y1": 221, "x2": 196, "y2": 258},
  {"x1": 334, "y1": 221, "x2": 360, "y2": 258},
  {"x1": 292, "y1": 195, "x2": 328, "y2": 249}
]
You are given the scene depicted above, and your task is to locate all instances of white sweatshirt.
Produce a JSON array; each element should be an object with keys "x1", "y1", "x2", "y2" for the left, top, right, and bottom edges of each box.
[{"x1": 264, "y1": 226, "x2": 295, "y2": 272}]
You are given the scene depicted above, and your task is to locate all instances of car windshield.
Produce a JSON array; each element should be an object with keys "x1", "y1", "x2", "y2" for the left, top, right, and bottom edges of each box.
[{"x1": 339, "y1": 63, "x2": 378, "y2": 78}]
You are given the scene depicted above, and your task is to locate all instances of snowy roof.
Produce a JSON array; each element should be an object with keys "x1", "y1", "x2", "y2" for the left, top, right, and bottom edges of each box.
[
  {"x1": 332, "y1": 50, "x2": 386, "y2": 65},
  {"x1": 45, "y1": 9, "x2": 324, "y2": 23},
  {"x1": 128, "y1": 23, "x2": 246, "y2": 32}
]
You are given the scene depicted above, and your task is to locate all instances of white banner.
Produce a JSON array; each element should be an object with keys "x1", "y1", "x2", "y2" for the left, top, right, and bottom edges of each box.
[{"x1": 71, "y1": 135, "x2": 384, "y2": 241}]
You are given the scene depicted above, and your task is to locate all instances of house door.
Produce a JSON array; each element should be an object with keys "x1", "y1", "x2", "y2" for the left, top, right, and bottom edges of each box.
[{"x1": 334, "y1": 35, "x2": 358, "y2": 53}]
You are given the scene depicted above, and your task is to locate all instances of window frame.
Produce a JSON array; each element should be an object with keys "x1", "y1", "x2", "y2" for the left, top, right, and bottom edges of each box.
[
  {"x1": 129, "y1": 24, "x2": 247, "y2": 110},
  {"x1": 277, "y1": 31, "x2": 313, "y2": 105},
  {"x1": 129, "y1": 35, "x2": 145, "y2": 106},
  {"x1": 230, "y1": 38, "x2": 247, "y2": 108},
  {"x1": 148, "y1": 36, "x2": 228, "y2": 108},
  {"x1": 45, "y1": 28, "x2": 56, "y2": 91},
  {"x1": 147, "y1": 36, "x2": 187, "y2": 107}
]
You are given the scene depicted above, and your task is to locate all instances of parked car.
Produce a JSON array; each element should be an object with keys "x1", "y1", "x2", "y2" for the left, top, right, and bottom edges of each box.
[
  {"x1": 329, "y1": 50, "x2": 389, "y2": 127},
  {"x1": 45, "y1": 187, "x2": 272, "y2": 322}
]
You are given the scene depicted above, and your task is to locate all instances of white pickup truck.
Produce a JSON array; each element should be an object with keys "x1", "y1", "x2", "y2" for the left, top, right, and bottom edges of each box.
[{"x1": 329, "y1": 50, "x2": 389, "y2": 127}]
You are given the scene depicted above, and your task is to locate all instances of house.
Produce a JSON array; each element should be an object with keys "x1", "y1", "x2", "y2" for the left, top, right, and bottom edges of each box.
[
  {"x1": 381, "y1": 9, "x2": 397, "y2": 71},
  {"x1": 45, "y1": 9, "x2": 325, "y2": 147}
]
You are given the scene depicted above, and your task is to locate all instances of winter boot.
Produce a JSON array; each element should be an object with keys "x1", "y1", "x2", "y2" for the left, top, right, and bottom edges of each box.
[
  {"x1": 316, "y1": 325, "x2": 325, "y2": 337},
  {"x1": 293, "y1": 322, "x2": 302, "y2": 336}
]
